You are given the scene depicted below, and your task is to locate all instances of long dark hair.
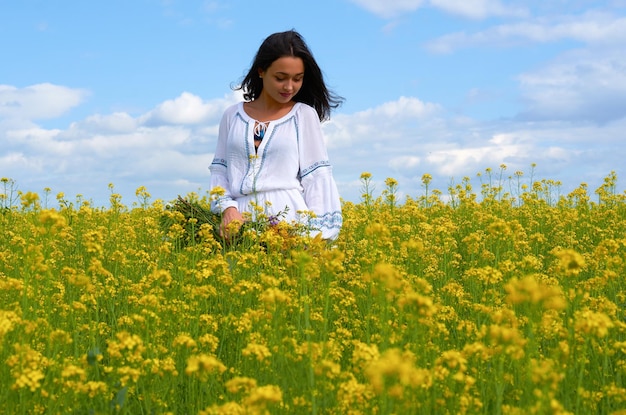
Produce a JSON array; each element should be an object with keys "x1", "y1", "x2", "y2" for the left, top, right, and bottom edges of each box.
[{"x1": 236, "y1": 30, "x2": 344, "y2": 121}]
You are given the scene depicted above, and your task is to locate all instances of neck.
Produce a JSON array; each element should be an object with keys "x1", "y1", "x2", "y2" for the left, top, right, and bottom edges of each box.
[{"x1": 255, "y1": 94, "x2": 293, "y2": 112}]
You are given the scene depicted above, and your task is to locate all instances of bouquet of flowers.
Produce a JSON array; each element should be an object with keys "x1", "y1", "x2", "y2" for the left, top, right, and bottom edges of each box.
[
  {"x1": 160, "y1": 196, "x2": 221, "y2": 246},
  {"x1": 160, "y1": 196, "x2": 290, "y2": 247}
]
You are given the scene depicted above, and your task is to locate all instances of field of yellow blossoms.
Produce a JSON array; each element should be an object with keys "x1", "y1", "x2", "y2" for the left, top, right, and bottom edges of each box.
[{"x1": 1, "y1": 167, "x2": 626, "y2": 414}]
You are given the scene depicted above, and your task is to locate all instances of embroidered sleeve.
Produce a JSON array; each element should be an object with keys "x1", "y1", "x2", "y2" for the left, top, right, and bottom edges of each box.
[
  {"x1": 209, "y1": 109, "x2": 238, "y2": 213},
  {"x1": 297, "y1": 106, "x2": 343, "y2": 240}
]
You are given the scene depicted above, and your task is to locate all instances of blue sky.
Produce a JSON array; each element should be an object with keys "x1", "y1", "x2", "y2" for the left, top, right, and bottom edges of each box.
[{"x1": 2, "y1": 0, "x2": 626, "y2": 207}]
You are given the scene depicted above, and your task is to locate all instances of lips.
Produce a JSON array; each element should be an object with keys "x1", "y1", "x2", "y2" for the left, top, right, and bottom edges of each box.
[{"x1": 280, "y1": 93, "x2": 292, "y2": 99}]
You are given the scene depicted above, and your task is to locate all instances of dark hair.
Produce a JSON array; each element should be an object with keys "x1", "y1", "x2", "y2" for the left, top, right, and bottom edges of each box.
[{"x1": 236, "y1": 30, "x2": 344, "y2": 121}]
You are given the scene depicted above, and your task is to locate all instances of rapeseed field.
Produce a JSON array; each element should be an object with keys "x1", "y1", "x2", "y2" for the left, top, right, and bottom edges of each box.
[{"x1": 1, "y1": 168, "x2": 625, "y2": 414}]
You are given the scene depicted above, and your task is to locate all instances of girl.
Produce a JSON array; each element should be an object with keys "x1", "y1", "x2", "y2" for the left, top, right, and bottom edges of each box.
[{"x1": 209, "y1": 30, "x2": 344, "y2": 240}]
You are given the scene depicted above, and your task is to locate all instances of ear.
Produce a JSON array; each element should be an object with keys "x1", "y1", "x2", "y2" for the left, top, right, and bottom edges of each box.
[{"x1": 257, "y1": 68, "x2": 264, "y2": 78}]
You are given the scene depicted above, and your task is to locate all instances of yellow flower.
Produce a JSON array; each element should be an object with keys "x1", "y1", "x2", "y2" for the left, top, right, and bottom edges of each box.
[
  {"x1": 226, "y1": 376, "x2": 258, "y2": 394},
  {"x1": 396, "y1": 290, "x2": 434, "y2": 316},
  {"x1": 242, "y1": 343, "x2": 272, "y2": 362},
  {"x1": 185, "y1": 354, "x2": 227, "y2": 379},
  {"x1": 504, "y1": 275, "x2": 566, "y2": 310},
  {"x1": 135, "y1": 185, "x2": 151, "y2": 199},
  {"x1": 210, "y1": 186, "x2": 226, "y2": 199},
  {"x1": 49, "y1": 329, "x2": 73, "y2": 345},
  {"x1": 198, "y1": 333, "x2": 220, "y2": 353},
  {"x1": 107, "y1": 331, "x2": 146, "y2": 361},
  {"x1": 436, "y1": 349, "x2": 468, "y2": 373},
  {"x1": 530, "y1": 358, "x2": 564, "y2": 390},
  {"x1": 117, "y1": 366, "x2": 142, "y2": 385},
  {"x1": 13, "y1": 368, "x2": 45, "y2": 392},
  {"x1": 243, "y1": 385, "x2": 283, "y2": 408},
  {"x1": 337, "y1": 375, "x2": 374, "y2": 411},
  {"x1": 385, "y1": 177, "x2": 398, "y2": 188},
  {"x1": 20, "y1": 191, "x2": 40, "y2": 210},
  {"x1": 574, "y1": 309, "x2": 614, "y2": 338},
  {"x1": 365, "y1": 348, "x2": 431, "y2": 395},
  {"x1": 464, "y1": 266, "x2": 503, "y2": 285},
  {"x1": 421, "y1": 173, "x2": 432, "y2": 185},
  {"x1": 200, "y1": 402, "x2": 245, "y2": 415},
  {"x1": 0, "y1": 310, "x2": 21, "y2": 340},
  {"x1": 78, "y1": 381, "x2": 109, "y2": 397},
  {"x1": 259, "y1": 287, "x2": 290, "y2": 305},
  {"x1": 7, "y1": 344, "x2": 49, "y2": 392},
  {"x1": 61, "y1": 364, "x2": 86, "y2": 380},
  {"x1": 553, "y1": 248, "x2": 586, "y2": 275},
  {"x1": 173, "y1": 333, "x2": 198, "y2": 349},
  {"x1": 364, "y1": 223, "x2": 390, "y2": 239},
  {"x1": 369, "y1": 263, "x2": 403, "y2": 291},
  {"x1": 38, "y1": 209, "x2": 68, "y2": 233}
]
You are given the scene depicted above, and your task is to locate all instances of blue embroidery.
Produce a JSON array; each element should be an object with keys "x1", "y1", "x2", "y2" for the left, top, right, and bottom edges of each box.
[
  {"x1": 241, "y1": 116, "x2": 295, "y2": 195},
  {"x1": 309, "y1": 210, "x2": 343, "y2": 230},
  {"x1": 211, "y1": 158, "x2": 227, "y2": 168},
  {"x1": 301, "y1": 160, "x2": 331, "y2": 178},
  {"x1": 240, "y1": 120, "x2": 253, "y2": 195}
]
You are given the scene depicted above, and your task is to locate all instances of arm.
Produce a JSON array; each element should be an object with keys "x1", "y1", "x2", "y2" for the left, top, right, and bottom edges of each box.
[
  {"x1": 209, "y1": 108, "x2": 239, "y2": 214},
  {"x1": 209, "y1": 107, "x2": 244, "y2": 237},
  {"x1": 298, "y1": 106, "x2": 343, "y2": 240}
]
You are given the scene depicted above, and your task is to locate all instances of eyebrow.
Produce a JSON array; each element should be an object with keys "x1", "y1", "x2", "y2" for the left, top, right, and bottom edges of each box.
[{"x1": 275, "y1": 71, "x2": 304, "y2": 76}]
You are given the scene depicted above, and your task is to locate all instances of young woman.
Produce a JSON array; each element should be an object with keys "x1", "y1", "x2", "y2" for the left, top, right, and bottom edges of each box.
[{"x1": 209, "y1": 30, "x2": 344, "y2": 240}]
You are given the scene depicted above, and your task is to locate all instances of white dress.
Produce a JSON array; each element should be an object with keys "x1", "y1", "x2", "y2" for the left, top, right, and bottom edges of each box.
[{"x1": 209, "y1": 102, "x2": 342, "y2": 240}]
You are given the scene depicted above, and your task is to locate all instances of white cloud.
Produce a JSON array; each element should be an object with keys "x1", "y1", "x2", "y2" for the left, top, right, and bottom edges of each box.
[
  {"x1": 429, "y1": 0, "x2": 527, "y2": 19},
  {"x1": 423, "y1": 135, "x2": 530, "y2": 176},
  {"x1": 346, "y1": 0, "x2": 425, "y2": 18},
  {"x1": 0, "y1": 152, "x2": 41, "y2": 171},
  {"x1": 347, "y1": 0, "x2": 524, "y2": 19},
  {"x1": 324, "y1": 96, "x2": 442, "y2": 148},
  {"x1": 323, "y1": 93, "x2": 626, "y2": 203},
  {"x1": 389, "y1": 155, "x2": 421, "y2": 170},
  {"x1": 70, "y1": 112, "x2": 139, "y2": 134},
  {"x1": 0, "y1": 87, "x2": 239, "y2": 204},
  {"x1": 425, "y1": 12, "x2": 626, "y2": 53},
  {"x1": 140, "y1": 91, "x2": 237, "y2": 126},
  {"x1": 0, "y1": 83, "x2": 88, "y2": 120},
  {"x1": 1, "y1": 84, "x2": 624, "y2": 207},
  {"x1": 360, "y1": 96, "x2": 441, "y2": 118},
  {"x1": 517, "y1": 48, "x2": 626, "y2": 123}
]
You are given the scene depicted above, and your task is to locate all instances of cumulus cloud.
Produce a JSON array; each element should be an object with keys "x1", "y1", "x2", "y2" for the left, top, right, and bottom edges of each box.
[
  {"x1": 69, "y1": 112, "x2": 139, "y2": 134},
  {"x1": 429, "y1": 0, "x2": 527, "y2": 19},
  {"x1": 140, "y1": 91, "x2": 237, "y2": 126},
  {"x1": 423, "y1": 134, "x2": 532, "y2": 176},
  {"x1": 324, "y1": 96, "x2": 442, "y2": 148},
  {"x1": 0, "y1": 87, "x2": 242, "y2": 205},
  {"x1": 389, "y1": 155, "x2": 421, "y2": 170},
  {"x1": 347, "y1": 0, "x2": 524, "y2": 19},
  {"x1": 417, "y1": 9, "x2": 626, "y2": 126},
  {"x1": 0, "y1": 152, "x2": 41, "y2": 172},
  {"x1": 0, "y1": 83, "x2": 88, "y2": 120},
  {"x1": 517, "y1": 48, "x2": 626, "y2": 123},
  {"x1": 1, "y1": 82, "x2": 624, "y2": 206},
  {"x1": 322, "y1": 91, "x2": 625, "y2": 202},
  {"x1": 346, "y1": 0, "x2": 425, "y2": 18},
  {"x1": 425, "y1": 11, "x2": 626, "y2": 53}
]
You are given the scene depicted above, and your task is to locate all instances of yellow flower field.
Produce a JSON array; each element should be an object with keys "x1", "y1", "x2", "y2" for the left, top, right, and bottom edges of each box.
[{"x1": 1, "y1": 168, "x2": 625, "y2": 414}]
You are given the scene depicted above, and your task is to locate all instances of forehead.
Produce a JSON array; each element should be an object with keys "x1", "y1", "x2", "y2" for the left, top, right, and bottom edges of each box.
[{"x1": 266, "y1": 56, "x2": 304, "y2": 74}]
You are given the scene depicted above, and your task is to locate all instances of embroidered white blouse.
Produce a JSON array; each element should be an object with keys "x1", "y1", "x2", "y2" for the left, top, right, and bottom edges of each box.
[{"x1": 209, "y1": 102, "x2": 342, "y2": 240}]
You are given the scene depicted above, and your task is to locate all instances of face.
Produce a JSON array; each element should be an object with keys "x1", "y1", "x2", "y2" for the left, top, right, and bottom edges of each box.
[{"x1": 259, "y1": 56, "x2": 304, "y2": 105}]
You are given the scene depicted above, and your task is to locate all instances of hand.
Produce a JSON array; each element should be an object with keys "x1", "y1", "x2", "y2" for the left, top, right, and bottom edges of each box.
[{"x1": 220, "y1": 207, "x2": 244, "y2": 239}]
